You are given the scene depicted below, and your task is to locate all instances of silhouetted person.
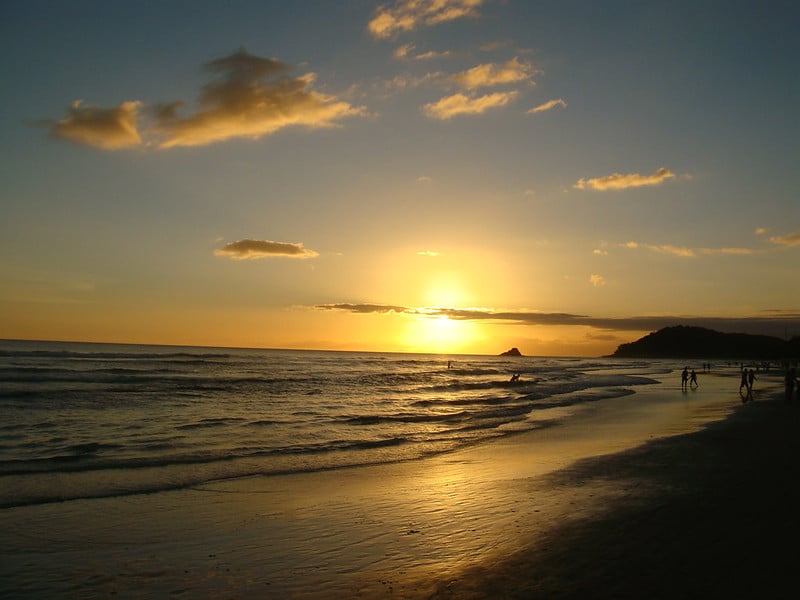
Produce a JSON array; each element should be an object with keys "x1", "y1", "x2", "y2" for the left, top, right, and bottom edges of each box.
[
  {"x1": 509, "y1": 373, "x2": 520, "y2": 383},
  {"x1": 681, "y1": 367, "x2": 689, "y2": 390},
  {"x1": 740, "y1": 370, "x2": 748, "y2": 394},
  {"x1": 690, "y1": 369, "x2": 698, "y2": 388},
  {"x1": 748, "y1": 369, "x2": 757, "y2": 395},
  {"x1": 785, "y1": 367, "x2": 796, "y2": 403}
]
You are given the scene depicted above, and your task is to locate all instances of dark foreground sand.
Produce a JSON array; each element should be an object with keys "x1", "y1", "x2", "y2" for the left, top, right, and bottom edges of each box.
[
  {"x1": 2, "y1": 370, "x2": 797, "y2": 599},
  {"x1": 429, "y1": 382, "x2": 800, "y2": 599}
]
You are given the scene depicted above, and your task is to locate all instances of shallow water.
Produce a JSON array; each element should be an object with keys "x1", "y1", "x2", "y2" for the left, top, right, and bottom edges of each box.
[
  {"x1": 2, "y1": 346, "x2": 773, "y2": 599},
  {"x1": 1, "y1": 340, "x2": 672, "y2": 508}
]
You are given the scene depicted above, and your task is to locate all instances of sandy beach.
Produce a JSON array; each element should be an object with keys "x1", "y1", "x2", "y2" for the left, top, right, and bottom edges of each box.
[{"x1": 1, "y1": 368, "x2": 795, "y2": 599}]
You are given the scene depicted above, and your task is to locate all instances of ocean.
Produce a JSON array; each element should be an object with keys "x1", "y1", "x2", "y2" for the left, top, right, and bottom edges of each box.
[{"x1": 0, "y1": 339, "x2": 669, "y2": 510}]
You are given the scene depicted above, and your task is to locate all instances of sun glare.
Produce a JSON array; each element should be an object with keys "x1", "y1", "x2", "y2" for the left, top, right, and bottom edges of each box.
[{"x1": 402, "y1": 313, "x2": 481, "y2": 354}]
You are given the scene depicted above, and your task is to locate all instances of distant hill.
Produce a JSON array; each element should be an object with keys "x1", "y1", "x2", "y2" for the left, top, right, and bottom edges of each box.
[{"x1": 610, "y1": 326, "x2": 799, "y2": 360}]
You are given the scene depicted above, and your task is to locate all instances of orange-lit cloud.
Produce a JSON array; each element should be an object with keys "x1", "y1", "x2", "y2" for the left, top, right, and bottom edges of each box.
[
  {"x1": 154, "y1": 50, "x2": 365, "y2": 148},
  {"x1": 450, "y1": 58, "x2": 535, "y2": 89},
  {"x1": 769, "y1": 232, "x2": 800, "y2": 247},
  {"x1": 423, "y1": 91, "x2": 517, "y2": 119},
  {"x1": 589, "y1": 274, "x2": 606, "y2": 287},
  {"x1": 394, "y1": 43, "x2": 453, "y2": 60},
  {"x1": 368, "y1": 0, "x2": 485, "y2": 39},
  {"x1": 50, "y1": 100, "x2": 142, "y2": 150},
  {"x1": 527, "y1": 98, "x2": 567, "y2": 114},
  {"x1": 699, "y1": 247, "x2": 757, "y2": 255},
  {"x1": 48, "y1": 51, "x2": 364, "y2": 151},
  {"x1": 619, "y1": 241, "x2": 758, "y2": 257},
  {"x1": 574, "y1": 167, "x2": 675, "y2": 191},
  {"x1": 620, "y1": 242, "x2": 693, "y2": 257},
  {"x1": 214, "y1": 239, "x2": 319, "y2": 260}
]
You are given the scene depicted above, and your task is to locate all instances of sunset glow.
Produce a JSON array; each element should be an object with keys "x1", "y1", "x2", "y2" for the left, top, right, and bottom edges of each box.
[{"x1": 2, "y1": 1, "x2": 798, "y2": 356}]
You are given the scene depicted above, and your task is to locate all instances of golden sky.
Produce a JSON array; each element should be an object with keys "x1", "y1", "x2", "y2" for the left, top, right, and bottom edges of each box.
[{"x1": 2, "y1": 0, "x2": 798, "y2": 355}]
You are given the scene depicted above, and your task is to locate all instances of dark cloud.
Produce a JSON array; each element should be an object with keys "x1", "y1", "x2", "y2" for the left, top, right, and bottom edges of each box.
[
  {"x1": 215, "y1": 239, "x2": 318, "y2": 260},
  {"x1": 315, "y1": 303, "x2": 800, "y2": 338}
]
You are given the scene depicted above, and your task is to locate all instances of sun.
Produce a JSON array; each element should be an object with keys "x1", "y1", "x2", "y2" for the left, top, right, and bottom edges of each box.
[{"x1": 401, "y1": 313, "x2": 482, "y2": 354}]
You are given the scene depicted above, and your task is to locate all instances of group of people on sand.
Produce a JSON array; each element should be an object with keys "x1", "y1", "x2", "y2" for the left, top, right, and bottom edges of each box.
[
  {"x1": 740, "y1": 367, "x2": 758, "y2": 402},
  {"x1": 681, "y1": 367, "x2": 699, "y2": 390}
]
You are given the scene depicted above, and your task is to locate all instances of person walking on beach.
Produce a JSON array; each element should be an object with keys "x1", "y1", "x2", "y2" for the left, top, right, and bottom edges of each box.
[
  {"x1": 681, "y1": 367, "x2": 689, "y2": 390},
  {"x1": 689, "y1": 369, "x2": 698, "y2": 388},
  {"x1": 748, "y1": 369, "x2": 757, "y2": 397},
  {"x1": 740, "y1": 369, "x2": 749, "y2": 395}
]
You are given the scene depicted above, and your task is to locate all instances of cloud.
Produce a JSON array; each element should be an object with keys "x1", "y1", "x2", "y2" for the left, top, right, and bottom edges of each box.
[
  {"x1": 49, "y1": 100, "x2": 143, "y2": 150},
  {"x1": 214, "y1": 239, "x2": 319, "y2": 260},
  {"x1": 589, "y1": 274, "x2": 606, "y2": 287},
  {"x1": 698, "y1": 247, "x2": 757, "y2": 256},
  {"x1": 416, "y1": 50, "x2": 454, "y2": 60},
  {"x1": 769, "y1": 232, "x2": 800, "y2": 247},
  {"x1": 618, "y1": 241, "x2": 760, "y2": 257},
  {"x1": 574, "y1": 167, "x2": 675, "y2": 191},
  {"x1": 316, "y1": 303, "x2": 409, "y2": 314},
  {"x1": 450, "y1": 58, "x2": 535, "y2": 90},
  {"x1": 417, "y1": 250, "x2": 440, "y2": 256},
  {"x1": 527, "y1": 98, "x2": 567, "y2": 114},
  {"x1": 153, "y1": 50, "x2": 365, "y2": 148},
  {"x1": 47, "y1": 51, "x2": 364, "y2": 151},
  {"x1": 394, "y1": 43, "x2": 453, "y2": 60},
  {"x1": 755, "y1": 227, "x2": 768, "y2": 236},
  {"x1": 593, "y1": 248, "x2": 608, "y2": 256},
  {"x1": 315, "y1": 303, "x2": 800, "y2": 338},
  {"x1": 423, "y1": 91, "x2": 517, "y2": 119},
  {"x1": 368, "y1": 0, "x2": 485, "y2": 39},
  {"x1": 621, "y1": 242, "x2": 693, "y2": 257},
  {"x1": 416, "y1": 175, "x2": 432, "y2": 183}
]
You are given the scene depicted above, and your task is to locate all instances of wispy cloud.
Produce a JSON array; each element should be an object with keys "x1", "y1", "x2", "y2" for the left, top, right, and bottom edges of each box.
[
  {"x1": 450, "y1": 58, "x2": 535, "y2": 90},
  {"x1": 423, "y1": 91, "x2": 517, "y2": 119},
  {"x1": 394, "y1": 43, "x2": 453, "y2": 60},
  {"x1": 368, "y1": 0, "x2": 485, "y2": 39},
  {"x1": 417, "y1": 250, "x2": 440, "y2": 256},
  {"x1": 699, "y1": 247, "x2": 757, "y2": 255},
  {"x1": 527, "y1": 98, "x2": 567, "y2": 114},
  {"x1": 769, "y1": 232, "x2": 800, "y2": 247},
  {"x1": 574, "y1": 167, "x2": 675, "y2": 191},
  {"x1": 315, "y1": 304, "x2": 800, "y2": 338},
  {"x1": 49, "y1": 100, "x2": 142, "y2": 150},
  {"x1": 619, "y1": 241, "x2": 757, "y2": 257},
  {"x1": 619, "y1": 242, "x2": 694, "y2": 257},
  {"x1": 47, "y1": 50, "x2": 364, "y2": 150},
  {"x1": 215, "y1": 239, "x2": 319, "y2": 260},
  {"x1": 589, "y1": 274, "x2": 606, "y2": 286}
]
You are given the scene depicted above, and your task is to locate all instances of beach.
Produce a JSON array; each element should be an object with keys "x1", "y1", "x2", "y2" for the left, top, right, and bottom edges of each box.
[{"x1": 1, "y1": 367, "x2": 794, "y2": 598}]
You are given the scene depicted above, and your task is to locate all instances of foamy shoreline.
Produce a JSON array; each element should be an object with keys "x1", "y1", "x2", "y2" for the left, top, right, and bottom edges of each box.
[{"x1": 0, "y1": 369, "x2": 785, "y2": 598}]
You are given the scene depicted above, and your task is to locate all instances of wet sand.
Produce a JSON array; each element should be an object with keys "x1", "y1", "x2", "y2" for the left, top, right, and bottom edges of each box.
[{"x1": 1, "y1": 369, "x2": 794, "y2": 598}]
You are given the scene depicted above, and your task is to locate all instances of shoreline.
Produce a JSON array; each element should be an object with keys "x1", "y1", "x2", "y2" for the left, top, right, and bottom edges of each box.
[
  {"x1": 426, "y1": 374, "x2": 797, "y2": 599},
  {"x1": 1, "y1": 369, "x2": 791, "y2": 598}
]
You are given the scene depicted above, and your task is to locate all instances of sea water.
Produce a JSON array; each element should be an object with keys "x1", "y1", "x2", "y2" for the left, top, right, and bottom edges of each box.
[{"x1": 0, "y1": 339, "x2": 670, "y2": 509}]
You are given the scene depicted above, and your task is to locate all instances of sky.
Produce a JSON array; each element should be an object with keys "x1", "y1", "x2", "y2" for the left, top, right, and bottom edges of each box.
[{"x1": 1, "y1": 0, "x2": 799, "y2": 356}]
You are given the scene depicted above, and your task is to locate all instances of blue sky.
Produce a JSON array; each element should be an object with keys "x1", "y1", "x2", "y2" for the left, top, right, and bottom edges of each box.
[{"x1": 1, "y1": 1, "x2": 798, "y2": 355}]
